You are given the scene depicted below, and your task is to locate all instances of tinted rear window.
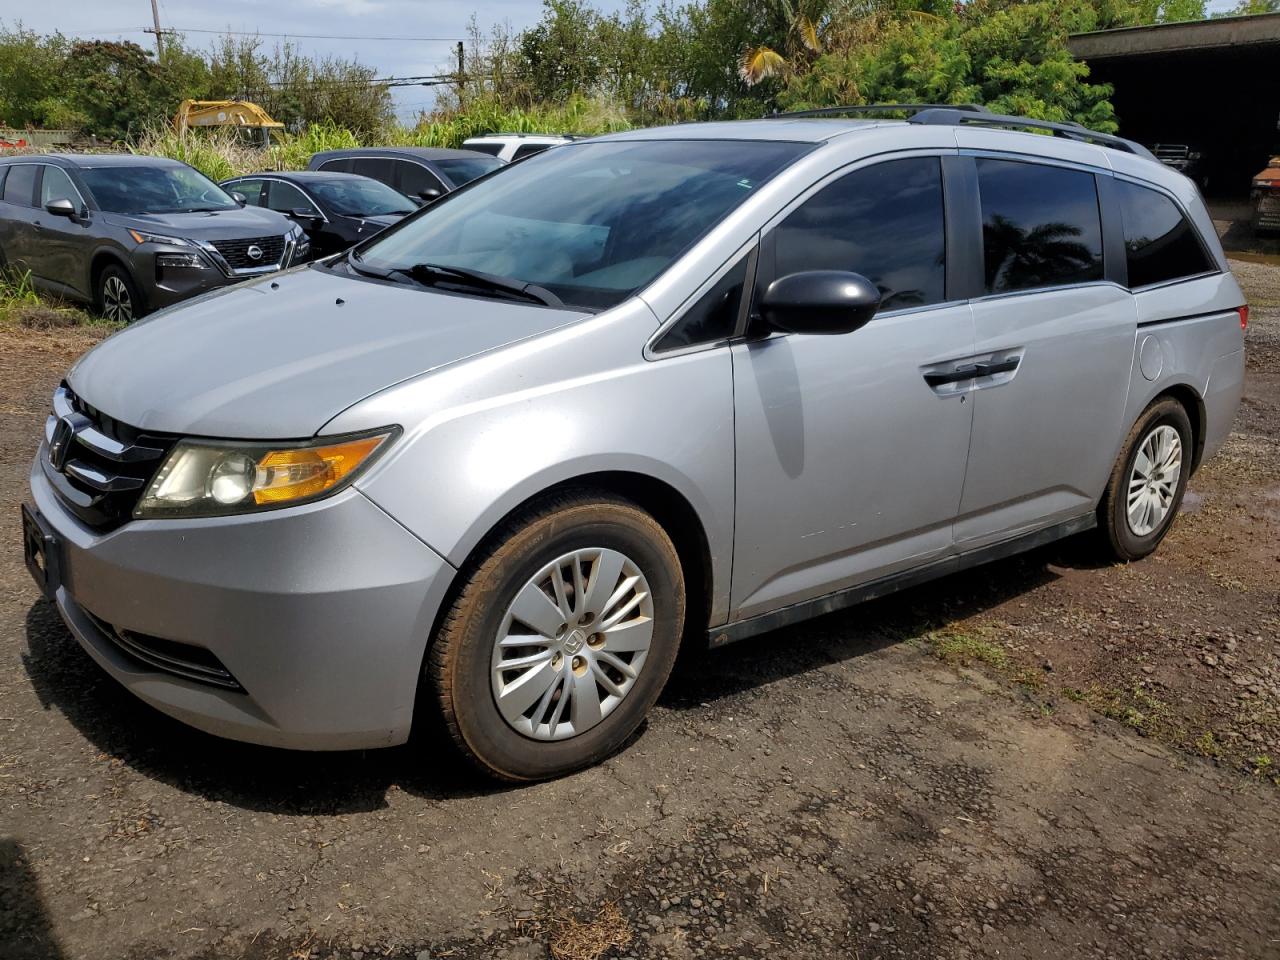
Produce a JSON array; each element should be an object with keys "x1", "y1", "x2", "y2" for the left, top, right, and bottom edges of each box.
[
  {"x1": 465, "y1": 142, "x2": 504, "y2": 157},
  {"x1": 1115, "y1": 180, "x2": 1215, "y2": 288},
  {"x1": 2, "y1": 164, "x2": 37, "y2": 206},
  {"x1": 976, "y1": 159, "x2": 1104, "y2": 294}
]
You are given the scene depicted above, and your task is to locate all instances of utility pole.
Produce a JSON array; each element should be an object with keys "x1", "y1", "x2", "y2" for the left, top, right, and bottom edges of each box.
[
  {"x1": 147, "y1": 0, "x2": 164, "y2": 59},
  {"x1": 456, "y1": 41, "x2": 465, "y2": 109}
]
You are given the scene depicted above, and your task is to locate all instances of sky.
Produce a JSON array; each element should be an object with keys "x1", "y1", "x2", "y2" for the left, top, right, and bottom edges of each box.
[{"x1": 9, "y1": 0, "x2": 1248, "y2": 123}]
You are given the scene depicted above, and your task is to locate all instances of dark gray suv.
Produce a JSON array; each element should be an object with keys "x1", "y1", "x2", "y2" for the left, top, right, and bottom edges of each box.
[{"x1": 0, "y1": 154, "x2": 307, "y2": 322}]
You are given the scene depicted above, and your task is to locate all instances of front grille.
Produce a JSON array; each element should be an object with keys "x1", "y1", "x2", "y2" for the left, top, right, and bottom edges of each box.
[
  {"x1": 42, "y1": 384, "x2": 174, "y2": 530},
  {"x1": 209, "y1": 235, "x2": 286, "y2": 270},
  {"x1": 82, "y1": 608, "x2": 243, "y2": 691}
]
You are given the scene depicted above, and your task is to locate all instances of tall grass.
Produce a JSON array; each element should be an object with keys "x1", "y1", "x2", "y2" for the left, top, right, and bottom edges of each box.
[
  {"x1": 130, "y1": 96, "x2": 635, "y2": 181},
  {"x1": 0, "y1": 266, "x2": 40, "y2": 307}
]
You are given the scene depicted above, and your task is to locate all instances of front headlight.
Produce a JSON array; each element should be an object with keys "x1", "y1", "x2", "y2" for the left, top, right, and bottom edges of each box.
[
  {"x1": 134, "y1": 429, "x2": 398, "y2": 519},
  {"x1": 129, "y1": 229, "x2": 195, "y2": 247}
]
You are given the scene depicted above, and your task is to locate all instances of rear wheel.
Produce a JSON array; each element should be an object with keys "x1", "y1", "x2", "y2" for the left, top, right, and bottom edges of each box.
[
  {"x1": 96, "y1": 263, "x2": 141, "y2": 324},
  {"x1": 1098, "y1": 398, "x2": 1193, "y2": 561},
  {"x1": 428, "y1": 492, "x2": 685, "y2": 781}
]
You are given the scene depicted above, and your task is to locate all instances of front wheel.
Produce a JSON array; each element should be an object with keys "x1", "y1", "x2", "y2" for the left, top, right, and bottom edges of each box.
[
  {"x1": 427, "y1": 492, "x2": 685, "y2": 781},
  {"x1": 96, "y1": 263, "x2": 142, "y2": 324},
  {"x1": 1098, "y1": 398, "x2": 1193, "y2": 561}
]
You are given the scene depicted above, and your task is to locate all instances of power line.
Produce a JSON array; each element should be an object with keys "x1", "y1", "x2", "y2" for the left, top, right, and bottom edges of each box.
[{"x1": 165, "y1": 27, "x2": 467, "y2": 42}]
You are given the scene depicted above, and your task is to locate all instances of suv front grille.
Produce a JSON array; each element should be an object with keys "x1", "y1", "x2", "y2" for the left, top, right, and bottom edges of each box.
[
  {"x1": 42, "y1": 384, "x2": 174, "y2": 530},
  {"x1": 209, "y1": 235, "x2": 286, "y2": 270}
]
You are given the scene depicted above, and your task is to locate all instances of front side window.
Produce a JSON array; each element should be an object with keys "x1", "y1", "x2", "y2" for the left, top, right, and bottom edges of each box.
[
  {"x1": 465, "y1": 142, "x2": 504, "y2": 157},
  {"x1": 2, "y1": 164, "x2": 37, "y2": 207},
  {"x1": 79, "y1": 164, "x2": 237, "y2": 215},
  {"x1": 772, "y1": 156, "x2": 947, "y2": 311},
  {"x1": 231, "y1": 179, "x2": 265, "y2": 205},
  {"x1": 976, "y1": 158, "x2": 1104, "y2": 294},
  {"x1": 1115, "y1": 180, "x2": 1215, "y2": 288},
  {"x1": 309, "y1": 177, "x2": 415, "y2": 217},
  {"x1": 434, "y1": 156, "x2": 504, "y2": 186},
  {"x1": 40, "y1": 165, "x2": 78, "y2": 207},
  {"x1": 355, "y1": 139, "x2": 809, "y2": 311},
  {"x1": 266, "y1": 181, "x2": 319, "y2": 216},
  {"x1": 395, "y1": 161, "x2": 445, "y2": 199}
]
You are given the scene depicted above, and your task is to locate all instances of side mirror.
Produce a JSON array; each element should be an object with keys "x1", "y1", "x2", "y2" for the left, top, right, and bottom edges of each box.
[
  {"x1": 45, "y1": 198, "x2": 77, "y2": 218},
  {"x1": 230, "y1": 191, "x2": 248, "y2": 207},
  {"x1": 417, "y1": 188, "x2": 442, "y2": 203},
  {"x1": 758, "y1": 270, "x2": 882, "y2": 336},
  {"x1": 290, "y1": 207, "x2": 322, "y2": 224}
]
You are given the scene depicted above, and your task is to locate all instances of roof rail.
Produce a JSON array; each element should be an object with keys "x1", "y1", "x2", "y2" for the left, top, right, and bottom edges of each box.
[
  {"x1": 768, "y1": 103, "x2": 992, "y2": 120},
  {"x1": 908, "y1": 108, "x2": 1156, "y2": 161}
]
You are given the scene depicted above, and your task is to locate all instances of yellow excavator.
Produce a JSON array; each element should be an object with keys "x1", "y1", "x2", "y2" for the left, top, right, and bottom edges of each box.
[{"x1": 173, "y1": 99, "x2": 285, "y2": 147}]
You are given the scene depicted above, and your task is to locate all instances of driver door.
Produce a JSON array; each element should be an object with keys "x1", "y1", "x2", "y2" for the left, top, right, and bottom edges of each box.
[{"x1": 730, "y1": 155, "x2": 975, "y2": 621}]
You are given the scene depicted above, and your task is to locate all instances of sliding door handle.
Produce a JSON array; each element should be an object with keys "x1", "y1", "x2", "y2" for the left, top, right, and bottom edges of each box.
[
  {"x1": 923, "y1": 365, "x2": 979, "y2": 387},
  {"x1": 923, "y1": 356, "x2": 1020, "y2": 388},
  {"x1": 971, "y1": 358, "x2": 1019, "y2": 378}
]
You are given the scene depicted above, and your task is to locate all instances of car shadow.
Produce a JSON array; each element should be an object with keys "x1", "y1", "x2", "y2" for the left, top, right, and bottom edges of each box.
[
  {"x1": 0, "y1": 838, "x2": 67, "y2": 960},
  {"x1": 21, "y1": 534, "x2": 1097, "y2": 813}
]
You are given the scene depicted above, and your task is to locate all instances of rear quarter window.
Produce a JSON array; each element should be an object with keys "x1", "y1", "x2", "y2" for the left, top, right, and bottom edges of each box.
[{"x1": 1115, "y1": 180, "x2": 1215, "y2": 288}]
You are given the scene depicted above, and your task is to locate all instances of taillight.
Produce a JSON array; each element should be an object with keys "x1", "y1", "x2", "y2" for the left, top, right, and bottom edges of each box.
[{"x1": 1238, "y1": 305, "x2": 1249, "y2": 330}]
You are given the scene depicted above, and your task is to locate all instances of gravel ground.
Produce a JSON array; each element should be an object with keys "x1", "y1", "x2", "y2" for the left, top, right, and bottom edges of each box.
[{"x1": 1, "y1": 263, "x2": 1277, "y2": 960}]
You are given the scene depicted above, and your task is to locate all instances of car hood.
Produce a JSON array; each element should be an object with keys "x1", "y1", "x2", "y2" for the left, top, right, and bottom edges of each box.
[
  {"x1": 103, "y1": 207, "x2": 294, "y2": 240},
  {"x1": 68, "y1": 265, "x2": 589, "y2": 438}
]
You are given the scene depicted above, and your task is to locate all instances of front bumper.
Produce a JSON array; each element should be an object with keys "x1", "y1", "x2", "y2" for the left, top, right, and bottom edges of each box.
[{"x1": 29, "y1": 452, "x2": 456, "y2": 750}]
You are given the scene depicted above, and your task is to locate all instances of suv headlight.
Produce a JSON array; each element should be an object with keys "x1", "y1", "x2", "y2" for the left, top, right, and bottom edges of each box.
[
  {"x1": 128, "y1": 229, "x2": 195, "y2": 246},
  {"x1": 134, "y1": 429, "x2": 398, "y2": 519}
]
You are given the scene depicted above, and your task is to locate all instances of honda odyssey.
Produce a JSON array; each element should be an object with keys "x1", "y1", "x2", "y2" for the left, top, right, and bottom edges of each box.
[{"x1": 23, "y1": 107, "x2": 1246, "y2": 781}]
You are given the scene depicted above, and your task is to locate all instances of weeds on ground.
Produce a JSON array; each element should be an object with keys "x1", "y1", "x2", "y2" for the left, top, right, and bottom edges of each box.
[{"x1": 0, "y1": 267, "x2": 102, "y2": 330}]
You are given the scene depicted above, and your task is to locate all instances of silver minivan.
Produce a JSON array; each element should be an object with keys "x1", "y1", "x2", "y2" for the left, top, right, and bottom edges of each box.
[{"x1": 23, "y1": 108, "x2": 1247, "y2": 781}]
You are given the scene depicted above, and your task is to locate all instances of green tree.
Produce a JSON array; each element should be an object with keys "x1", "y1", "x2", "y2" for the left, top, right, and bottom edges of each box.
[
  {"x1": 0, "y1": 24, "x2": 81, "y2": 129},
  {"x1": 65, "y1": 40, "x2": 179, "y2": 140},
  {"x1": 780, "y1": 0, "x2": 1118, "y2": 131}
]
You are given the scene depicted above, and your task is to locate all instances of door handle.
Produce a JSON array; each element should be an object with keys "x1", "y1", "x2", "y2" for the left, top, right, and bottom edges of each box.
[{"x1": 923, "y1": 356, "x2": 1020, "y2": 387}]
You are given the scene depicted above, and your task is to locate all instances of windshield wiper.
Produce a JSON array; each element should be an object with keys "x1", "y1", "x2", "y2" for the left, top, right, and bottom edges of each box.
[{"x1": 395, "y1": 262, "x2": 563, "y2": 308}]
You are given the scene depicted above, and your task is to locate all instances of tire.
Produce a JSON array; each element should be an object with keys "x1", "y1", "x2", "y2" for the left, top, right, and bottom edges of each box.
[
  {"x1": 1098, "y1": 397, "x2": 1193, "y2": 562},
  {"x1": 428, "y1": 492, "x2": 685, "y2": 781},
  {"x1": 96, "y1": 263, "x2": 142, "y2": 323}
]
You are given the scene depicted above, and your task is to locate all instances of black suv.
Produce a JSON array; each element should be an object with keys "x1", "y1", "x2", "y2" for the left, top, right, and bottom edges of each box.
[
  {"x1": 220, "y1": 171, "x2": 416, "y2": 259},
  {"x1": 0, "y1": 154, "x2": 306, "y2": 322},
  {"x1": 306, "y1": 147, "x2": 504, "y2": 204}
]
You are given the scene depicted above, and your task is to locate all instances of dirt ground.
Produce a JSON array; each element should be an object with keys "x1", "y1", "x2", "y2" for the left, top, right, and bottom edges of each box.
[{"x1": 1, "y1": 262, "x2": 1277, "y2": 960}]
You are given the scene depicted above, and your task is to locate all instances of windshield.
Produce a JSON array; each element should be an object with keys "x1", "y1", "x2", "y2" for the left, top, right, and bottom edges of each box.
[
  {"x1": 434, "y1": 155, "x2": 505, "y2": 186},
  {"x1": 356, "y1": 139, "x2": 810, "y2": 310},
  {"x1": 308, "y1": 177, "x2": 415, "y2": 217},
  {"x1": 80, "y1": 164, "x2": 239, "y2": 215}
]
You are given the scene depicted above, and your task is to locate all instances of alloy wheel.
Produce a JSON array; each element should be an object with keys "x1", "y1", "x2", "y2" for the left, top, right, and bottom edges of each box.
[
  {"x1": 1127, "y1": 424, "x2": 1183, "y2": 537},
  {"x1": 102, "y1": 275, "x2": 133, "y2": 323},
  {"x1": 491, "y1": 547, "x2": 654, "y2": 741}
]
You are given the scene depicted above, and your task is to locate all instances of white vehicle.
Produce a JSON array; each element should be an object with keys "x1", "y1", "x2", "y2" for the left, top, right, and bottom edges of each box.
[{"x1": 461, "y1": 133, "x2": 577, "y2": 163}]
